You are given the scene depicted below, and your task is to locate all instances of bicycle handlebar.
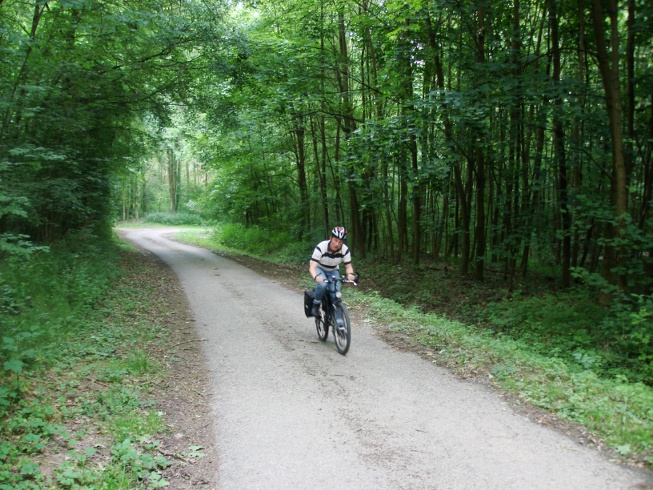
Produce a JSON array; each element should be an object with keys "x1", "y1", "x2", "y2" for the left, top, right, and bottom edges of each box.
[{"x1": 322, "y1": 274, "x2": 359, "y2": 287}]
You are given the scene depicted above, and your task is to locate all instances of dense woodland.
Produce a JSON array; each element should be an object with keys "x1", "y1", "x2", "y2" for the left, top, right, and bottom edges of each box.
[{"x1": 1, "y1": 2, "x2": 652, "y2": 357}]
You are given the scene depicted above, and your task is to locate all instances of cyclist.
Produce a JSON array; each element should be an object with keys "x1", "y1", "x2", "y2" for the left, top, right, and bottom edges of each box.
[{"x1": 309, "y1": 226, "x2": 356, "y2": 317}]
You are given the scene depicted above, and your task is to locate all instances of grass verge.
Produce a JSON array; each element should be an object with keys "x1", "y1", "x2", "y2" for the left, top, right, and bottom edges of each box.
[{"x1": 0, "y1": 235, "x2": 204, "y2": 489}]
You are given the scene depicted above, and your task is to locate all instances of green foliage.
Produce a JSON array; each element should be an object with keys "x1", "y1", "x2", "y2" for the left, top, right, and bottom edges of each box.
[
  {"x1": 110, "y1": 438, "x2": 171, "y2": 487},
  {"x1": 213, "y1": 223, "x2": 292, "y2": 256},
  {"x1": 0, "y1": 193, "x2": 48, "y2": 259},
  {"x1": 567, "y1": 263, "x2": 653, "y2": 382},
  {"x1": 279, "y1": 240, "x2": 315, "y2": 264},
  {"x1": 480, "y1": 289, "x2": 653, "y2": 384},
  {"x1": 143, "y1": 212, "x2": 212, "y2": 226},
  {"x1": 1, "y1": 0, "x2": 228, "y2": 244},
  {"x1": 169, "y1": 226, "x2": 304, "y2": 270},
  {"x1": 601, "y1": 294, "x2": 653, "y2": 381},
  {"x1": 483, "y1": 291, "x2": 601, "y2": 342},
  {"x1": 175, "y1": 222, "x2": 314, "y2": 264},
  {"x1": 0, "y1": 236, "x2": 174, "y2": 488}
]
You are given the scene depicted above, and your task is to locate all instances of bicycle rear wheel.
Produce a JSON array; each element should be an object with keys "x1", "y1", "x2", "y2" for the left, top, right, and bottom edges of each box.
[{"x1": 333, "y1": 303, "x2": 351, "y2": 355}]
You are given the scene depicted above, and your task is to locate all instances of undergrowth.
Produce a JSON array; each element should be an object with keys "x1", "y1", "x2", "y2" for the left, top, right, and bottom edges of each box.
[
  {"x1": 178, "y1": 222, "x2": 309, "y2": 262},
  {"x1": 141, "y1": 212, "x2": 214, "y2": 227},
  {"x1": 0, "y1": 232, "x2": 177, "y2": 489}
]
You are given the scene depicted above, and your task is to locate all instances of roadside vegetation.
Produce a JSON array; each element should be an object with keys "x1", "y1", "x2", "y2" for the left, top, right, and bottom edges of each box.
[
  {"x1": 0, "y1": 231, "x2": 203, "y2": 489},
  {"x1": 169, "y1": 219, "x2": 653, "y2": 469}
]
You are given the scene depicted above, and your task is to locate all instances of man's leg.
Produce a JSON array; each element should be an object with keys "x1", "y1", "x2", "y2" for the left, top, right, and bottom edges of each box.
[
  {"x1": 312, "y1": 269, "x2": 328, "y2": 316},
  {"x1": 326, "y1": 270, "x2": 341, "y2": 304},
  {"x1": 328, "y1": 271, "x2": 345, "y2": 326}
]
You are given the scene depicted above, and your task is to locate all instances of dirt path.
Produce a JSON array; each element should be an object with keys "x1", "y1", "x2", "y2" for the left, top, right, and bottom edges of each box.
[{"x1": 119, "y1": 228, "x2": 652, "y2": 490}]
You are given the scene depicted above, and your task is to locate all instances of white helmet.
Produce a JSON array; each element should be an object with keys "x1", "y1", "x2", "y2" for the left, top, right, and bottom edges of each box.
[{"x1": 331, "y1": 226, "x2": 348, "y2": 240}]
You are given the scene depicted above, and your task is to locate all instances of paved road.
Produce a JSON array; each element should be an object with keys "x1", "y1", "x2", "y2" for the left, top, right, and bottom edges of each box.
[{"x1": 120, "y1": 228, "x2": 651, "y2": 490}]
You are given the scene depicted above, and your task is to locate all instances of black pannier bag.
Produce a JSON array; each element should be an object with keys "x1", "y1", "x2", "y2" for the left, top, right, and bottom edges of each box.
[{"x1": 304, "y1": 290, "x2": 315, "y2": 317}]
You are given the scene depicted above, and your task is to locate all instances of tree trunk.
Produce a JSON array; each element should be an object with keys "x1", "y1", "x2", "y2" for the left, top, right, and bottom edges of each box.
[
  {"x1": 425, "y1": 12, "x2": 460, "y2": 267},
  {"x1": 473, "y1": 4, "x2": 488, "y2": 281},
  {"x1": 318, "y1": 18, "x2": 330, "y2": 236},
  {"x1": 167, "y1": 148, "x2": 178, "y2": 214},
  {"x1": 590, "y1": 0, "x2": 628, "y2": 294},
  {"x1": 337, "y1": 10, "x2": 364, "y2": 257},
  {"x1": 293, "y1": 110, "x2": 310, "y2": 237},
  {"x1": 401, "y1": 17, "x2": 421, "y2": 264},
  {"x1": 397, "y1": 160, "x2": 408, "y2": 260},
  {"x1": 142, "y1": 177, "x2": 147, "y2": 216},
  {"x1": 625, "y1": 0, "x2": 635, "y2": 180},
  {"x1": 454, "y1": 161, "x2": 472, "y2": 275},
  {"x1": 311, "y1": 113, "x2": 329, "y2": 234},
  {"x1": 550, "y1": 0, "x2": 572, "y2": 287}
]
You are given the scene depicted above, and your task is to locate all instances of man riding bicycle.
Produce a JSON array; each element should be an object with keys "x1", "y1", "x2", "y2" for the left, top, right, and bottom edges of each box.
[{"x1": 309, "y1": 226, "x2": 356, "y2": 318}]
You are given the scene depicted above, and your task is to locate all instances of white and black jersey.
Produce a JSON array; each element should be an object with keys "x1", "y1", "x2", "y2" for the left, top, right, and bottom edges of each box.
[{"x1": 311, "y1": 240, "x2": 351, "y2": 271}]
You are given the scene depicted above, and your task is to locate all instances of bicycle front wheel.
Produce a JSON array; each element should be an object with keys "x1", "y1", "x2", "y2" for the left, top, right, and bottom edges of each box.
[
  {"x1": 333, "y1": 303, "x2": 351, "y2": 355},
  {"x1": 315, "y1": 310, "x2": 328, "y2": 341}
]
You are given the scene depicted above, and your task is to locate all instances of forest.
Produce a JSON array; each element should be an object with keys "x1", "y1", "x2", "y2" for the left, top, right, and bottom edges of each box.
[
  {"x1": 1, "y1": 1, "x2": 653, "y2": 483},
  {"x1": 3, "y1": 0, "x2": 652, "y2": 372}
]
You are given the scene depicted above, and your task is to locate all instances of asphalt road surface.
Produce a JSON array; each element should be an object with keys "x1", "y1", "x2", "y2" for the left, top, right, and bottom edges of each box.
[{"x1": 120, "y1": 228, "x2": 652, "y2": 490}]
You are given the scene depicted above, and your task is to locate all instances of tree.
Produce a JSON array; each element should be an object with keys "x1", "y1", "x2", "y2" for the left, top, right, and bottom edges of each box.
[
  {"x1": 590, "y1": 0, "x2": 629, "y2": 294},
  {"x1": 0, "y1": 0, "x2": 229, "y2": 242}
]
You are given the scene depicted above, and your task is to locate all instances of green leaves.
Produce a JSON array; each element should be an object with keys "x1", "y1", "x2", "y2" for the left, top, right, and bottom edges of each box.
[
  {"x1": 0, "y1": 236, "x2": 186, "y2": 488},
  {"x1": 2, "y1": 0, "x2": 226, "y2": 243},
  {"x1": 3, "y1": 359, "x2": 23, "y2": 375}
]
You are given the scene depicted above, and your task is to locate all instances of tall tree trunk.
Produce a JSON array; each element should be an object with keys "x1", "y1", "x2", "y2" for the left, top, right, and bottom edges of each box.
[
  {"x1": 142, "y1": 177, "x2": 147, "y2": 216},
  {"x1": 337, "y1": 10, "x2": 364, "y2": 257},
  {"x1": 293, "y1": 110, "x2": 310, "y2": 237},
  {"x1": 590, "y1": 0, "x2": 628, "y2": 294},
  {"x1": 625, "y1": 0, "x2": 635, "y2": 180},
  {"x1": 550, "y1": 0, "x2": 572, "y2": 287},
  {"x1": 473, "y1": 4, "x2": 488, "y2": 281},
  {"x1": 311, "y1": 113, "x2": 329, "y2": 235},
  {"x1": 401, "y1": 17, "x2": 421, "y2": 264},
  {"x1": 571, "y1": 0, "x2": 587, "y2": 270},
  {"x1": 319, "y1": 19, "x2": 330, "y2": 236},
  {"x1": 640, "y1": 100, "x2": 653, "y2": 229},
  {"x1": 167, "y1": 148, "x2": 178, "y2": 214},
  {"x1": 425, "y1": 12, "x2": 460, "y2": 266},
  {"x1": 454, "y1": 161, "x2": 472, "y2": 275},
  {"x1": 1, "y1": 4, "x2": 45, "y2": 140},
  {"x1": 397, "y1": 159, "x2": 409, "y2": 260}
]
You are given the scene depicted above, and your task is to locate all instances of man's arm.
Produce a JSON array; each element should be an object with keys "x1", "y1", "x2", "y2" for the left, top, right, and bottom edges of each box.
[
  {"x1": 345, "y1": 263, "x2": 354, "y2": 279},
  {"x1": 309, "y1": 260, "x2": 318, "y2": 279},
  {"x1": 309, "y1": 260, "x2": 324, "y2": 283}
]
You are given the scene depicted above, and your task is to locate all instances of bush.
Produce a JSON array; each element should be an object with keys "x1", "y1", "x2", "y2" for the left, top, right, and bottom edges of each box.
[
  {"x1": 213, "y1": 223, "x2": 292, "y2": 256},
  {"x1": 600, "y1": 294, "x2": 653, "y2": 382},
  {"x1": 0, "y1": 237, "x2": 176, "y2": 488},
  {"x1": 279, "y1": 241, "x2": 313, "y2": 264},
  {"x1": 481, "y1": 289, "x2": 653, "y2": 384},
  {"x1": 1, "y1": 231, "x2": 122, "y2": 422},
  {"x1": 143, "y1": 212, "x2": 209, "y2": 226}
]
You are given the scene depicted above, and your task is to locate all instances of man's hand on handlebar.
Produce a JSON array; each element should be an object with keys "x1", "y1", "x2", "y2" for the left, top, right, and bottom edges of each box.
[
  {"x1": 313, "y1": 272, "x2": 359, "y2": 285},
  {"x1": 346, "y1": 272, "x2": 359, "y2": 285}
]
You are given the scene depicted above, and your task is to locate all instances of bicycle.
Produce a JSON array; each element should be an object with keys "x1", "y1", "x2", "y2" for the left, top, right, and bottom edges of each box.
[{"x1": 313, "y1": 274, "x2": 358, "y2": 355}]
